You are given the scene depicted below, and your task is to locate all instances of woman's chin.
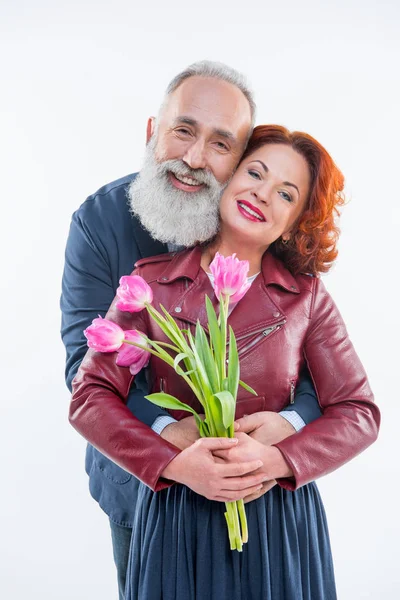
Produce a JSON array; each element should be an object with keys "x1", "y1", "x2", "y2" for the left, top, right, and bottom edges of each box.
[{"x1": 221, "y1": 221, "x2": 270, "y2": 249}]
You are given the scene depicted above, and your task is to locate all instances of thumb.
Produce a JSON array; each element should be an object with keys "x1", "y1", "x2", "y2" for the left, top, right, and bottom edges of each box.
[
  {"x1": 197, "y1": 437, "x2": 238, "y2": 451},
  {"x1": 234, "y1": 413, "x2": 260, "y2": 433}
]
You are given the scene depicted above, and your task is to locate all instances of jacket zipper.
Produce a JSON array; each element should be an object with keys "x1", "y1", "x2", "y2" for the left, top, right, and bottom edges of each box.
[
  {"x1": 160, "y1": 378, "x2": 165, "y2": 392},
  {"x1": 237, "y1": 321, "x2": 286, "y2": 357},
  {"x1": 289, "y1": 380, "x2": 295, "y2": 404}
]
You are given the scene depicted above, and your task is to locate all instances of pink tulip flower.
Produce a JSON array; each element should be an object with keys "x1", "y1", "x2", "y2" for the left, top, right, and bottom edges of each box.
[
  {"x1": 116, "y1": 330, "x2": 151, "y2": 375},
  {"x1": 84, "y1": 317, "x2": 125, "y2": 352},
  {"x1": 209, "y1": 252, "x2": 251, "y2": 304},
  {"x1": 116, "y1": 275, "x2": 153, "y2": 312}
]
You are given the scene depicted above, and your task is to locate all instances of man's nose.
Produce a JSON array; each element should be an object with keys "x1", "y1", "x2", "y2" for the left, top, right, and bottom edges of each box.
[{"x1": 182, "y1": 139, "x2": 207, "y2": 170}]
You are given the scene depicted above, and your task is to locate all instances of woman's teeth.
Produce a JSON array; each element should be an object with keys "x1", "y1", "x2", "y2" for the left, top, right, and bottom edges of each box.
[{"x1": 238, "y1": 201, "x2": 264, "y2": 221}]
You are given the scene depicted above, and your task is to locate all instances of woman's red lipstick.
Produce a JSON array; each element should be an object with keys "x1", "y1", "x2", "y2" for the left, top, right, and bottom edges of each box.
[{"x1": 236, "y1": 199, "x2": 266, "y2": 222}]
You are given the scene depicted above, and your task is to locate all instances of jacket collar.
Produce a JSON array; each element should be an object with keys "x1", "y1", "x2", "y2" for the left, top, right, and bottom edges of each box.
[
  {"x1": 157, "y1": 246, "x2": 203, "y2": 284},
  {"x1": 155, "y1": 246, "x2": 300, "y2": 338},
  {"x1": 157, "y1": 245, "x2": 300, "y2": 294},
  {"x1": 261, "y1": 251, "x2": 300, "y2": 294}
]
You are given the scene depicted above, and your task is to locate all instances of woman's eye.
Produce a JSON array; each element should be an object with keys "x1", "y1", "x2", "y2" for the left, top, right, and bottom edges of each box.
[
  {"x1": 248, "y1": 169, "x2": 261, "y2": 180},
  {"x1": 279, "y1": 190, "x2": 293, "y2": 203}
]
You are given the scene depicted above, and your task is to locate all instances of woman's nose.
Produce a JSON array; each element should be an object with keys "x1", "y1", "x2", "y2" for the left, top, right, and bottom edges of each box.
[{"x1": 251, "y1": 183, "x2": 270, "y2": 205}]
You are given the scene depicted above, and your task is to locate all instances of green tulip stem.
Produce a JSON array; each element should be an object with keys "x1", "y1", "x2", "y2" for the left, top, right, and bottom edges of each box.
[
  {"x1": 237, "y1": 499, "x2": 248, "y2": 544},
  {"x1": 224, "y1": 511, "x2": 236, "y2": 551},
  {"x1": 122, "y1": 339, "x2": 207, "y2": 411},
  {"x1": 226, "y1": 501, "x2": 242, "y2": 552},
  {"x1": 120, "y1": 290, "x2": 248, "y2": 551}
]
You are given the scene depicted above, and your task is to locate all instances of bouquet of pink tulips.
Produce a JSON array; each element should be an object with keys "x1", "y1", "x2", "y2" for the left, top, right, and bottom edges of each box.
[{"x1": 84, "y1": 253, "x2": 257, "y2": 551}]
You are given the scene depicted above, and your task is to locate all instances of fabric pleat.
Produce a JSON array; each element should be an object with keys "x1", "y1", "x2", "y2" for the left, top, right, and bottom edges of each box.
[{"x1": 125, "y1": 482, "x2": 336, "y2": 600}]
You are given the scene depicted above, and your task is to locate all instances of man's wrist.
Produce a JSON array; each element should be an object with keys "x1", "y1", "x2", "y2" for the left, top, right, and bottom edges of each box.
[
  {"x1": 279, "y1": 410, "x2": 306, "y2": 432},
  {"x1": 261, "y1": 445, "x2": 293, "y2": 479},
  {"x1": 151, "y1": 415, "x2": 177, "y2": 435}
]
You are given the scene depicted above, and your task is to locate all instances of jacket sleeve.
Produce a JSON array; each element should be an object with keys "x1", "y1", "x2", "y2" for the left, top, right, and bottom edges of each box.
[
  {"x1": 69, "y1": 292, "x2": 181, "y2": 492},
  {"x1": 273, "y1": 277, "x2": 380, "y2": 490},
  {"x1": 60, "y1": 204, "x2": 172, "y2": 428}
]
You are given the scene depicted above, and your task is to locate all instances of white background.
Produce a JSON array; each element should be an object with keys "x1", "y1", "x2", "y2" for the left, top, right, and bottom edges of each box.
[{"x1": 1, "y1": 0, "x2": 399, "y2": 598}]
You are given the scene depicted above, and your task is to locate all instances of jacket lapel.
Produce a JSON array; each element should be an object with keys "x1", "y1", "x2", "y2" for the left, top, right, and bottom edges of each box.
[{"x1": 159, "y1": 247, "x2": 296, "y2": 338}]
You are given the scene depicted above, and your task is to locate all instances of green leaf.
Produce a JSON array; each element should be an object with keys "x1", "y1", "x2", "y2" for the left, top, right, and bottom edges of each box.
[
  {"x1": 205, "y1": 295, "x2": 222, "y2": 355},
  {"x1": 145, "y1": 392, "x2": 200, "y2": 416},
  {"x1": 214, "y1": 390, "x2": 236, "y2": 430},
  {"x1": 146, "y1": 339, "x2": 175, "y2": 367},
  {"x1": 227, "y1": 326, "x2": 240, "y2": 399},
  {"x1": 153, "y1": 340, "x2": 181, "y2": 353},
  {"x1": 159, "y1": 304, "x2": 191, "y2": 350},
  {"x1": 195, "y1": 321, "x2": 220, "y2": 392},
  {"x1": 174, "y1": 352, "x2": 190, "y2": 373},
  {"x1": 198, "y1": 419, "x2": 210, "y2": 438},
  {"x1": 238, "y1": 380, "x2": 258, "y2": 396},
  {"x1": 146, "y1": 304, "x2": 186, "y2": 350},
  {"x1": 186, "y1": 329, "x2": 212, "y2": 394}
]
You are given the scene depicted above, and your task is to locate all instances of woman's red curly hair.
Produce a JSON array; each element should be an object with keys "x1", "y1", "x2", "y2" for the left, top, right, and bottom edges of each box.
[{"x1": 243, "y1": 125, "x2": 345, "y2": 275}]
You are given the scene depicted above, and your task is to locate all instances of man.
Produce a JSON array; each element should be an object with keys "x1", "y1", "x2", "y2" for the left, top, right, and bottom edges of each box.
[{"x1": 61, "y1": 61, "x2": 321, "y2": 599}]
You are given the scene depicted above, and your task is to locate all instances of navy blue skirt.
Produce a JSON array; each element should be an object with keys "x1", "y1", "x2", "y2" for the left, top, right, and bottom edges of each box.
[{"x1": 125, "y1": 482, "x2": 336, "y2": 600}]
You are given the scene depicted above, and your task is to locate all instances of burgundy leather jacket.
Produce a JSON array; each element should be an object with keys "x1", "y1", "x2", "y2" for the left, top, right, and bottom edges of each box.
[{"x1": 70, "y1": 246, "x2": 380, "y2": 492}]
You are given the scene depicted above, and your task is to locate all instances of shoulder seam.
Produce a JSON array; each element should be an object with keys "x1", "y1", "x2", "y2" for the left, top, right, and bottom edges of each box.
[
  {"x1": 135, "y1": 252, "x2": 176, "y2": 268},
  {"x1": 91, "y1": 178, "x2": 133, "y2": 201},
  {"x1": 80, "y1": 174, "x2": 137, "y2": 206},
  {"x1": 309, "y1": 276, "x2": 318, "y2": 320}
]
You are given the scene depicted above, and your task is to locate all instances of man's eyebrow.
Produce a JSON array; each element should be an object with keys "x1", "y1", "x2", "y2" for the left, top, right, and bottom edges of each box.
[
  {"x1": 213, "y1": 128, "x2": 236, "y2": 143},
  {"x1": 252, "y1": 160, "x2": 300, "y2": 196},
  {"x1": 174, "y1": 116, "x2": 197, "y2": 127},
  {"x1": 173, "y1": 116, "x2": 237, "y2": 143}
]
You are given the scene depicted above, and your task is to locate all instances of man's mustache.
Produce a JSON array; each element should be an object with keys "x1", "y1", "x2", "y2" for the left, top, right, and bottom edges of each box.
[{"x1": 157, "y1": 159, "x2": 219, "y2": 188}]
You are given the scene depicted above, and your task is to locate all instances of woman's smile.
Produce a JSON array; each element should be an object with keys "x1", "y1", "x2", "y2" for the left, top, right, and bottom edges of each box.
[{"x1": 236, "y1": 199, "x2": 266, "y2": 222}]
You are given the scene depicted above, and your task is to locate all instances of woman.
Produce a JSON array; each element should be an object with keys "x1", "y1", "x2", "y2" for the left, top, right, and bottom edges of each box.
[{"x1": 71, "y1": 125, "x2": 380, "y2": 599}]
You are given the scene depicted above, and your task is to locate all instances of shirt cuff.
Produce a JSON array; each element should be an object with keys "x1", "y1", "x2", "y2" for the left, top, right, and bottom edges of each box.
[
  {"x1": 151, "y1": 415, "x2": 178, "y2": 435},
  {"x1": 279, "y1": 410, "x2": 306, "y2": 432}
]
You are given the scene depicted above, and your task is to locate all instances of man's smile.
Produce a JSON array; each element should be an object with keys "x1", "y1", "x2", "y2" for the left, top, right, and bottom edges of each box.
[{"x1": 168, "y1": 171, "x2": 206, "y2": 192}]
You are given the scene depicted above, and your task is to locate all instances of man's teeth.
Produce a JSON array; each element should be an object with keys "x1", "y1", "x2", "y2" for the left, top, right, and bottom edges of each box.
[
  {"x1": 174, "y1": 174, "x2": 201, "y2": 186},
  {"x1": 238, "y1": 202, "x2": 264, "y2": 221}
]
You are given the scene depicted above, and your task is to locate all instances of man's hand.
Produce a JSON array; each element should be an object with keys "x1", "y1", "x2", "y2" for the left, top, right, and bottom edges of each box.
[
  {"x1": 235, "y1": 411, "x2": 296, "y2": 446},
  {"x1": 214, "y1": 432, "x2": 293, "y2": 479},
  {"x1": 160, "y1": 415, "x2": 200, "y2": 450},
  {"x1": 161, "y1": 437, "x2": 266, "y2": 502}
]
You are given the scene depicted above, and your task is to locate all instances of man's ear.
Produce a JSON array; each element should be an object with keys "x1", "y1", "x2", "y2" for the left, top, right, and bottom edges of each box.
[{"x1": 146, "y1": 117, "x2": 156, "y2": 144}]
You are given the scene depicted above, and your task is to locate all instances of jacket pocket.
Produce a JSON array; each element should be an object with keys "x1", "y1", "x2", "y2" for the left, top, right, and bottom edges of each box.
[
  {"x1": 235, "y1": 395, "x2": 266, "y2": 419},
  {"x1": 237, "y1": 321, "x2": 285, "y2": 360},
  {"x1": 93, "y1": 448, "x2": 132, "y2": 485}
]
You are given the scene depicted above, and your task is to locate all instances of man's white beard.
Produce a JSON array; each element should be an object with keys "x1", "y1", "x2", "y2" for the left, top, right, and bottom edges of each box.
[{"x1": 128, "y1": 137, "x2": 225, "y2": 247}]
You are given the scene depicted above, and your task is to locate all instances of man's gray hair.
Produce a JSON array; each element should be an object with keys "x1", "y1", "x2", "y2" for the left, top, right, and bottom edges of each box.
[{"x1": 161, "y1": 60, "x2": 256, "y2": 129}]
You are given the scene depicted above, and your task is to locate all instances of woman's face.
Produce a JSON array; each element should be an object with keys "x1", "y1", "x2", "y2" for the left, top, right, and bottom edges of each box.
[{"x1": 219, "y1": 143, "x2": 310, "y2": 251}]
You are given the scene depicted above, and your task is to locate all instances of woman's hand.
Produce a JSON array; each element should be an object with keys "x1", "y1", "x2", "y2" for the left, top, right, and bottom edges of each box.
[
  {"x1": 213, "y1": 431, "x2": 293, "y2": 499},
  {"x1": 243, "y1": 479, "x2": 277, "y2": 504},
  {"x1": 235, "y1": 411, "x2": 296, "y2": 445},
  {"x1": 160, "y1": 437, "x2": 267, "y2": 502}
]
